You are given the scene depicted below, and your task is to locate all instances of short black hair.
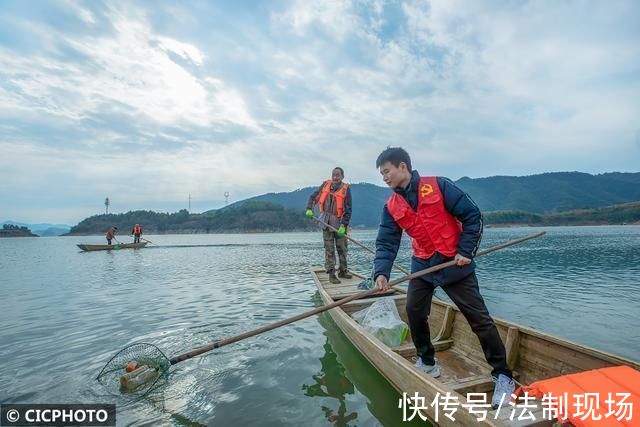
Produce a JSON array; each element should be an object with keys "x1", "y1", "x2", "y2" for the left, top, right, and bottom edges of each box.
[
  {"x1": 375, "y1": 146, "x2": 412, "y2": 171},
  {"x1": 333, "y1": 166, "x2": 344, "y2": 176}
]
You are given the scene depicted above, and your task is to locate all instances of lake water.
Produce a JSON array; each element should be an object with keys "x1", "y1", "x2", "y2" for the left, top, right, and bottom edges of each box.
[{"x1": 1, "y1": 226, "x2": 638, "y2": 426}]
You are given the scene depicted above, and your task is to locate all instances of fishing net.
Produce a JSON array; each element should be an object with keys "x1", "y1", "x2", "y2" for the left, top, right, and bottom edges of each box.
[
  {"x1": 96, "y1": 343, "x2": 172, "y2": 397},
  {"x1": 357, "y1": 264, "x2": 376, "y2": 290}
]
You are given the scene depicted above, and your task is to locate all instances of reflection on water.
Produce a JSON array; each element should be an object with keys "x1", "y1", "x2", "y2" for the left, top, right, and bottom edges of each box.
[
  {"x1": 303, "y1": 339, "x2": 357, "y2": 426},
  {"x1": 304, "y1": 307, "x2": 431, "y2": 427}
]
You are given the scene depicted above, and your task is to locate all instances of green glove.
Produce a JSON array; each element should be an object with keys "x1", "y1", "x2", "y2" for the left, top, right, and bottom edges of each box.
[
  {"x1": 337, "y1": 224, "x2": 346, "y2": 237},
  {"x1": 305, "y1": 209, "x2": 314, "y2": 218}
]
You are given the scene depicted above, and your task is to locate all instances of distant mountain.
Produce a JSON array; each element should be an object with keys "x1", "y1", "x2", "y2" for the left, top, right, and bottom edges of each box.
[
  {"x1": 211, "y1": 182, "x2": 392, "y2": 227},
  {"x1": 484, "y1": 202, "x2": 640, "y2": 226},
  {"x1": 455, "y1": 172, "x2": 640, "y2": 214},
  {"x1": 66, "y1": 198, "x2": 640, "y2": 235},
  {"x1": 214, "y1": 172, "x2": 640, "y2": 226},
  {"x1": 1, "y1": 220, "x2": 71, "y2": 236},
  {"x1": 66, "y1": 203, "x2": 317, "y2": 235},
  {"x1": 64, "y1": 171, "x2": 640, "y2": 234}
]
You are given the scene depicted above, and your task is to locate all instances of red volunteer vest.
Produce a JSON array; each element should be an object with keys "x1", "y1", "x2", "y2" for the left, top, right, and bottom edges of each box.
[
  {"x1": 317, "y1": 180, "x2": 349, "y2": 218},
  {"x1": 386, "y1": 176, "x2": 462, "y2": 259}
]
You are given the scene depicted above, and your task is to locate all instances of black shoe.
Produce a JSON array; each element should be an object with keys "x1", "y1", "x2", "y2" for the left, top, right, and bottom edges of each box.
[
  {"x1": 338, "y1": 270, "x2": 352, "y2": 279},
  {"x1": 329, "y1": 273, "x2": 341, "y2": 284}
]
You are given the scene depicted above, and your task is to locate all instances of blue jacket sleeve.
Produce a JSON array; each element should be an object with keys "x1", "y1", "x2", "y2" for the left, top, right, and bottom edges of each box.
[
  {"x1": 438, "y1": 177, "x2": 483, "y2": 258},
  {"x1": 374, "y1": 204, "x2": 403, "y2": 280}
]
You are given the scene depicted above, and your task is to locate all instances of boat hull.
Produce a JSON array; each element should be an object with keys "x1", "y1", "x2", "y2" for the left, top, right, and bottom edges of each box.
[{"x1": 77, "y1": 242, "x2": 148, "y2": 251}]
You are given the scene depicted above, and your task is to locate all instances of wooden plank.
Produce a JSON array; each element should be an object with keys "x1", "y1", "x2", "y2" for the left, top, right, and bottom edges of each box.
[
  {"x1": 433, "y1": 306, "x2": 455, "y2": 341},
  {"x1": 450, "y1": 371, "x2": 520, "y2": 395},
  {"x1": 505, "y1": 327, "x2": 521, "y2": 370}
]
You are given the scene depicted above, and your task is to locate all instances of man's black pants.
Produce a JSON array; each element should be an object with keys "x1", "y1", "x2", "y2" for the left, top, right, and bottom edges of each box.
[{"x1": 406, "y1": 271, "x2": 512, "y2": 378}]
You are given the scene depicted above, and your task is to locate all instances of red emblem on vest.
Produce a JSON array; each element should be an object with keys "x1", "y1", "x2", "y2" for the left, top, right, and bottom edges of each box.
[{"x1": 420, "y1": 183, "x2": 433, "y2": 197}]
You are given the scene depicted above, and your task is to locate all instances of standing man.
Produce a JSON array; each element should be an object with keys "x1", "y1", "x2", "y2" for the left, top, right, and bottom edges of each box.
[
  {"x1": 373, "y1": 147, "x2": 514, "y2": 409},
  {"x1": 106, "y1": 226, "x2": 118, "y2": 245},
  {"x1": 131, "y1": 224, "x2": 142, "y2": 243},
  {"x1": 306, "y1": 167, "x2": 353, "y2": 284}
]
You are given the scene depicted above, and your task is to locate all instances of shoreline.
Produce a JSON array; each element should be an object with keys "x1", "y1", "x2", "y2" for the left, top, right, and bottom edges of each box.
[{"x1": 59, "y1": 222, "x2": 639, "y2": 237}]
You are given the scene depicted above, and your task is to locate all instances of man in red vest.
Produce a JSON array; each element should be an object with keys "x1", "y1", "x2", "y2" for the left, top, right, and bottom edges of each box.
[
  {"x1": 105, "y1": 226, "x2": 118, "y2": 245},
  {"x1": 131, "y1": 224, "x2": 142, "y2": 243},
  {"x1": 373, "y1": 147, "x2": 514, "y2": 409},
  {"x1": 306, "y1": 167, "x2": 353, "y2": 284}
]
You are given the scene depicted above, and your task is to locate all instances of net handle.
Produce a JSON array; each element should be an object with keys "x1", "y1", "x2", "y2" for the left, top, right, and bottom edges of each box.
[{"x1": 169, "y1": 231, "x2": 545, "y2": 365}]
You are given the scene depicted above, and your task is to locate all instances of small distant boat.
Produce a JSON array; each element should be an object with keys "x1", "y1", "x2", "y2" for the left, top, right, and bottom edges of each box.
[{"x1": 77, "y1": 242, "x2": 148, "y2": 252}]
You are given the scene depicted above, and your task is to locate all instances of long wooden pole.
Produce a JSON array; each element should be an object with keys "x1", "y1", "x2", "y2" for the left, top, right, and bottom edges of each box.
[{"x1": 169, "y1": 231, "x2": 545, "y2": 365}]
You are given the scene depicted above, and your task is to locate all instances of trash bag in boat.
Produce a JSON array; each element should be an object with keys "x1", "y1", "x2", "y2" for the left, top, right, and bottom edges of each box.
[{"x1": 352, "y1": 297, "x2": 408, "y2": 347}]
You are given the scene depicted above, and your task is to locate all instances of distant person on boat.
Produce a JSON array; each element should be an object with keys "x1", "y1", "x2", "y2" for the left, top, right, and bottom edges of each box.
[
  {"x1": 372, "y1": 147, "x2": 515, "y2": 409},
  {"x1": 106, "y1": 226, "x2": 118, "y2": 245},
  {"x1": 306, "y1": 167, "x2": 353, "y2": 285},
  {"x1": 131, "y1": 224, "x2": 142, "y2": 243}
]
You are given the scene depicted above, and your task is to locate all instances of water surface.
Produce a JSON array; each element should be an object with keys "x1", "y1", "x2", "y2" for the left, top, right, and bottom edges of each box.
[{"x1": 0, "y1": 226, "x2": 638, "y2": 426}]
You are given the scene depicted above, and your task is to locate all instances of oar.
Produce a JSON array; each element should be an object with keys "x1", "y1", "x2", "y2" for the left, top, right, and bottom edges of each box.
[
  {"x1": 97, "y1": 231, "x2": 545, "y2": 396},
  {"x1": 310, "y1": 215, "x2": 411, "y2": 275},
  {"x1": 141, "y1": 237, "x2": 155, "y2": 245}
]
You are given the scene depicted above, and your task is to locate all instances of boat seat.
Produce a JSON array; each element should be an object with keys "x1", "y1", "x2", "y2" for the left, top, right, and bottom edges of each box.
[
  {"x1": 391, "y1": 339, "x2": 454, "y2": 359},
  {"x1": 448, "y1": 371, "x2": 520, "y2": 395}
]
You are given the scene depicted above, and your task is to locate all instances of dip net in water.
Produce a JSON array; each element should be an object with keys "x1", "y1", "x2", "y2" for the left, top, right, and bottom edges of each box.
[{"x1": 96, "y1": 343, "x2": 172, "y2": 397}]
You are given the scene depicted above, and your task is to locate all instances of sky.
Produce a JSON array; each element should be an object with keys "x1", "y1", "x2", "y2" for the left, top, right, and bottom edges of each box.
[{"x1": 1, "y1": 0, "x2": 639, "y2": 224}]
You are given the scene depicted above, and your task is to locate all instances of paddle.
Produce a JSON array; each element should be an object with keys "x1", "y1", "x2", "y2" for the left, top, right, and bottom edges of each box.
[
  {"x1": 141, "y1": 237, "x2": 155, "y2": 245},
  {"x1": 310, "y1": 215, "x2": 411, "y2": 275},
  {"x1": 97, "y1": 231, "x2": 545, "y2": 397}
]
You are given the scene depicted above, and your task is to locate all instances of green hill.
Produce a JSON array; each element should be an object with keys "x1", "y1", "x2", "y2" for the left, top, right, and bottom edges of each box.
[
  {"x1": 67, "y1": 201, "x2": 640, "y2": 235},
  {"x1": 218, "y1": 172, "x2": 640, "y2": 227},
  {"x1": 221, "y1": 182, "x2": 391, "y2": 228},
  {"x1": 67, "y1": 172, "x2": 640, "y2": 234},
  {"x1": 1, "y1": 224, "x2": 37, "y2": 237},
  {"x1": 456, "y1": 172, "x2": 640, "y2": 214},
  {"x1": 484, "y1": 202, "x2": 640, "y2": 226},
  {"x1": 67, "y1": 202, "x2": 317, "y2": 235}
]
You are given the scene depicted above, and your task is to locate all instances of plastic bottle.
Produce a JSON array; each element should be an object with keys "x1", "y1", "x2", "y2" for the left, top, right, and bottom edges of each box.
[
  {"x1": 123, "y1": 367, "x2": 159, "y2": 390},
  {"x1": 119, "y1": 365, "x2": 149, "y2": 387}
]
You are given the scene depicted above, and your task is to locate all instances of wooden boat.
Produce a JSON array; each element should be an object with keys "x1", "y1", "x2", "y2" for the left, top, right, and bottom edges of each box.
[
  {"x1": 77, "y1": 242, "x2": 148, "y2": 251},
  {"x1": 311, "y1": 267, "x2": 640, "y2": 426}
]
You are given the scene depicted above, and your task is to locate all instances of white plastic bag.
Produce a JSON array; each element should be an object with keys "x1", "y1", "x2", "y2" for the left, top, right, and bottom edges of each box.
[{"x1": 352, "y1": 297, "x2": 409, "y2": 347}]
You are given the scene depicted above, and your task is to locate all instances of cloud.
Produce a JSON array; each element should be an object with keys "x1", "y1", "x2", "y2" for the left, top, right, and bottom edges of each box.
[{"x1": 1, "y1": 0, "x2": 639, "y2": 223}]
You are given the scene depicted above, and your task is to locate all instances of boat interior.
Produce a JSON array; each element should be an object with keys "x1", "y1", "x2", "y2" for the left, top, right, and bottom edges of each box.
[{"x1": 313, "y1": 267, "x2": 637, "y2": 424}]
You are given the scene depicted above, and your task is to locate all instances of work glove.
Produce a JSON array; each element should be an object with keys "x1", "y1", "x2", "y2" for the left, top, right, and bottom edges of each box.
[
  {"x1": 337, "y1": 224, "x2": 346, "y2": 237},
  {"x1": 305, "y1": 209, "x2": 314, "y2": 218}
]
